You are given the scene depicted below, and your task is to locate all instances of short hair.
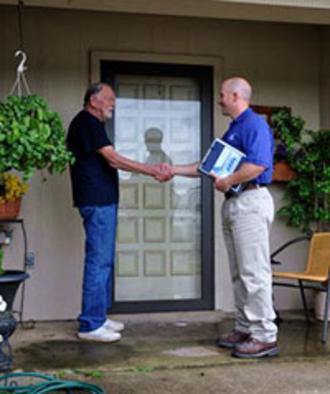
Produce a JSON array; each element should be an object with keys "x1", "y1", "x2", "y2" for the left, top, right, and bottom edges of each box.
[
  {"x1": 224, "y1": 78, "x2": 252, "y2": 102},
  {"x1": 83, "y1": 82, "x2": 112, "y2": 107}
]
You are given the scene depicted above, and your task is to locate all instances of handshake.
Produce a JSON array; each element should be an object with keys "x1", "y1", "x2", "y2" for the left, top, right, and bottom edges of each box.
[
  {"x1": 147, "y1": 161, "x2": 238, "y2": 193},
  {"x1": 150, "y1": 163, "x2": 174, "y2": 182}
]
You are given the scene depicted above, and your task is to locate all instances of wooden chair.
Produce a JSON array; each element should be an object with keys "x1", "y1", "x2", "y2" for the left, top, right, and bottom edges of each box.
[{"x1": 272, "y1": 232, "x2": 330, "y2": 343}]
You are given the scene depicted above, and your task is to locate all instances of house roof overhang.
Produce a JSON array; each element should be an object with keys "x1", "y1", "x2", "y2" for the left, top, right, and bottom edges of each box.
[{"x1": 0, "y1": 0, "x2": 330, "y2": 25}]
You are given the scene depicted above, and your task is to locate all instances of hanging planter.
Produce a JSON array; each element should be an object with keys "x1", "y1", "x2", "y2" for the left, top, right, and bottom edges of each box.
[
  {"x1": 0, "y1": 51, "x2": 74, "y2": 182},
  {"x1": 0, "y1": 94, "x2": 74, "y2": 181}
]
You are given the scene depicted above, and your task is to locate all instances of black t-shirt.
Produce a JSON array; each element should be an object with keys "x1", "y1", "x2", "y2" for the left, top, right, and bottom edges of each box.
[{"x1": 66, "y1": 110, "x2": 119, "y2": 207}]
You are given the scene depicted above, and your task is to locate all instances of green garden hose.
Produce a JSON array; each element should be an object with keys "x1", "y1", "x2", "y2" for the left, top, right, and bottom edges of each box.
[{"x1": 0, "y1": 372, "x2": 106, "y2": 393}]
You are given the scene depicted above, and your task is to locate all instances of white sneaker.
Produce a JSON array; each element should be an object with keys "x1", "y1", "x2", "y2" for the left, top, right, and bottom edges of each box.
[
  {"x1": 77, "y1": 325, "x2": 121, "y2": 342},
  {"x1": 104, "y1": 318, "x2": 125, "y2": 332}
]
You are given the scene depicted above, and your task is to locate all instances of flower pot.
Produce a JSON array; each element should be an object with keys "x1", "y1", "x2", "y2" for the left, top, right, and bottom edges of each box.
[
  {"x1": 0, "y1": 199, "x2": 21, "y2": 220},
  {"x1": 0, "y1": 270, "x2": 29, "y2": 310},
  {"x1": 272, "y1": 161, "x2": 296, "y2": 182}
]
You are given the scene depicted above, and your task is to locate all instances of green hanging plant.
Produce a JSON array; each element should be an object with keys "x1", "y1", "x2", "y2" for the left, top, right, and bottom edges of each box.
[
  {"x1": 271, "y1": 109, "x2": 330, "y2": 234},
  {"x1": 0, "y1": 95, "x2": 74, "y2": 181}
]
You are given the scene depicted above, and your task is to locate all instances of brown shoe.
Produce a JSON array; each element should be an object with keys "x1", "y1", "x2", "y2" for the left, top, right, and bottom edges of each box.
[
  {"x1": 232, "y1": 337, "x2": 279, "y2": 358},
  {"x1": 216, "y1": 330, "x2": 250, "y2": 349}
]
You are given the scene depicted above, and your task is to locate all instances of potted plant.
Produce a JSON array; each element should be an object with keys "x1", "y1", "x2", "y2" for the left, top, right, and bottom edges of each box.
[
  {"x1": 0, "y1": 171, "x2": 29, "y2": 293},
  {"x1": 271, "y1": 109, "x2": 330, "y2": 233},
  {"x1": 0, "y1": 93, "x2": 74, "y2": 219},
  {"x1": 0, "y1": 173, "x2": 30, "y2": 323},
  {"x1": 0, "y1": 94, "x2": 74, "y2": 320},
  {"x1": 0, "y1": 91, "x2": 74, "y2": 242},
  {"x1": 0, "y1": 94, "x2": 74, "y2": 181},
  {"x1": 0, "y1": 172, "x2": 28, "y2": 220},
  {"x1": 0, "y1": 176, "x2": 29, "y2": 288}
]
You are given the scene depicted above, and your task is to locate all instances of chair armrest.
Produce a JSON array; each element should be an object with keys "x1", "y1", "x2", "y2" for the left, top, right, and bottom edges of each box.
[{"x1": 270, "y1": 235, "x2": 311, "y2": 261}]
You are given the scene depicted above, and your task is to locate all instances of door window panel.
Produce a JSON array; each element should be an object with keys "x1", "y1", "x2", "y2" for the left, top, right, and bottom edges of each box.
[{"x1": 114, "y1": 74, "x2": 201, "y2": 301}]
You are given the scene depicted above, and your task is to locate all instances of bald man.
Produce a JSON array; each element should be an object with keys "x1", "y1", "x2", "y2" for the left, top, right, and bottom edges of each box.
[{"x1": 167, "y1": 77, "x2": 277, "y2": 358}]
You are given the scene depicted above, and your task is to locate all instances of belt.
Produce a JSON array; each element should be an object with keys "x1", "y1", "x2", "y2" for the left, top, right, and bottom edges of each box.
[{"x1": 224, "y1": 183, "x2": 267, "y2": 200}]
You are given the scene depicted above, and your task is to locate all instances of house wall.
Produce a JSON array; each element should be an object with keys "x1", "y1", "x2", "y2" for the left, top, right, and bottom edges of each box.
[
  {"x1": 0, "y1": 5, "x2": 323, "y2": 320},
  {"x1": 320, "y1": 26, "x2": 330, "y2": 129}
]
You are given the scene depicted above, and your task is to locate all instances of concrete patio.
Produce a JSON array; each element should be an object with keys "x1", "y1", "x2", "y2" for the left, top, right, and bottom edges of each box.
[{"x1": 6, "y1": 311, "x2": 330, "y2": 393}]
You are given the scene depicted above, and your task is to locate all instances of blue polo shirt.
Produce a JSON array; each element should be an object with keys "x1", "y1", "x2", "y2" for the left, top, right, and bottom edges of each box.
[
  {"x1": 67, "y1": 110, "x2": 119, "y2": 207},
  {"x1": 222, "y1": 108, "x2": 274, "y2": 185}
]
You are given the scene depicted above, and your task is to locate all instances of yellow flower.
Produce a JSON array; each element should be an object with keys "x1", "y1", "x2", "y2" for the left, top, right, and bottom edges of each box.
[{"x1": 0, "y1": 172, "x2": 29, "y2": 203}]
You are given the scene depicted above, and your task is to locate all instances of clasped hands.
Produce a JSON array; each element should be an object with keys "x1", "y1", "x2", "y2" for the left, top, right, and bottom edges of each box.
[
  {"x1": 151, "y1": 163, "x2": 173, "y2": 182},
  {"x1": 149, "y1": 162, "x2": 233, "y2": 192}
]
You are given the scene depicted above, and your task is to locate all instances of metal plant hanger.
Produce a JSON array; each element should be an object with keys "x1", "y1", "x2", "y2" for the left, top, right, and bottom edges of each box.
[
  {"x1": 10, "y1": 50, "x2": 31, "y2": 96},
  {"x1": 9, "y1": 0, "x2": 31, "y2": 97}
]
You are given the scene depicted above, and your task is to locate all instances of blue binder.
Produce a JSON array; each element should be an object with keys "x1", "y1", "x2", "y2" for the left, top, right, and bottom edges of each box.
[{"x1": 198, "y1": 138, "x2": 246, "y2": 193}]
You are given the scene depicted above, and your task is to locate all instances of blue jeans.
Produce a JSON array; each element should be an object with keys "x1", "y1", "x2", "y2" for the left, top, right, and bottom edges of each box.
[{"x1": 78, "y1": 205, "x2": 118, "y2": 332}]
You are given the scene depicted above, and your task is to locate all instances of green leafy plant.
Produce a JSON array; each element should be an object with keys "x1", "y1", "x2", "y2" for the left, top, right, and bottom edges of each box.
[
  {"x1": 0, "y1": 95, "x2": 74, "y2": 275},
  {"x1": 0, "y1": 95, "x2": 74, "y2": 180},
  {"x1": 271, "y1": 110, "x2": 330, "y2": 233}
]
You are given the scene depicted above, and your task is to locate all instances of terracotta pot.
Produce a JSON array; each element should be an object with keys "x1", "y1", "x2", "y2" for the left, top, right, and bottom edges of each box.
[
  {"x1": 0, "y1": 199, "x2": 21, "y2": 220},
  {"x1": 272, "y1": 161, "x2": 296, "y2": 182}
]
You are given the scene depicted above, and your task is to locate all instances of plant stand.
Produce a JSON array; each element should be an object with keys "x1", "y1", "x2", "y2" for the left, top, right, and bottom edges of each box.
[
  {"x1": 0, "y1": 219, "x2": 29, "y2": 372},
  {"x1": 0, "y1": 219, "x2": 28, "y2": 323}
]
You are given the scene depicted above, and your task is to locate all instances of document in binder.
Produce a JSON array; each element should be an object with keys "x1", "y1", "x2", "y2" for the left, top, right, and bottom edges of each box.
[{"x1": 198, "y1": 138, "x2": 246, "y2": 193}]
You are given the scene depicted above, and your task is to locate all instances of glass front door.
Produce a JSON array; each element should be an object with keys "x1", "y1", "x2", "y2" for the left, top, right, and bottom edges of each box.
[{"x1": 101, "y1": 61, "x2": 213, "y2": 312}]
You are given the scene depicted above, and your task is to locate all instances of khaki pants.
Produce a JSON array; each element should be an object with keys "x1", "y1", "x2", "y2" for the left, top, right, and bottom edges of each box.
[{"x1": 222, "y1": 187, "x2": 277, "y2": 343}]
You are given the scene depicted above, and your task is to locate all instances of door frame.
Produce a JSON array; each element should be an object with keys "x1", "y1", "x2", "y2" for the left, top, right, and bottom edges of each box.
[{"x1": 91, "y1": 51, "x2": 223, "y2": 313}]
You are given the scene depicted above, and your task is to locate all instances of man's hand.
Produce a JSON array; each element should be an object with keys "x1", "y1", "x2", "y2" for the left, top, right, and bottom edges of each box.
[
  {"x1": 212, "y1": 175, "x2": 232, "y2": 193},
  {"x1": 153, "y1": 163, "x2": 173, "y2": 182},
  {"x1": 211, "y1": 162, "x2": 266, "y2": 193}
]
